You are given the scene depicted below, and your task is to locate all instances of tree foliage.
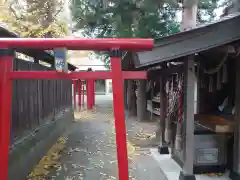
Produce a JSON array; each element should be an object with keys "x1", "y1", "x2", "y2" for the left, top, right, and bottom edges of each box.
[
  {"x1": 0, "y1": 0, "x2": 68, "y2": 37},
  {"x1": 71, "y1": 0, "x2": 223, "y2": 38},
  {"x1": 71, "y1": 0, "x2": 180, "y2": 39},
  {"x1": 71, "y1": 0, "x2": 222, "y2": 67}
]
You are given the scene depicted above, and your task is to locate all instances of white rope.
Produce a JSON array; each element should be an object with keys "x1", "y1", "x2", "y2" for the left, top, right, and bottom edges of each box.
[{"x1": 200, "y1": 52, "x2": 228, "y2": 75}]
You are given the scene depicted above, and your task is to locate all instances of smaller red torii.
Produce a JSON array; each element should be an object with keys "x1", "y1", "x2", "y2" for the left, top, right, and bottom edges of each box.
[{"x1": 0, "y1": 38, "x2": 154, "y2": 180}]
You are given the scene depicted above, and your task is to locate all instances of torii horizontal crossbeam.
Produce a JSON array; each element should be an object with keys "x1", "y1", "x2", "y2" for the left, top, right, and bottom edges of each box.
[
  {"x1": 0, "y1": 38, "x2": 154, "y2": 51},
  {"x1": 0, "y1": 37, "x2": 154, "y2": 180},
  {"x1": 10, "y1": 71, "x2": 147, "y2": 80}
]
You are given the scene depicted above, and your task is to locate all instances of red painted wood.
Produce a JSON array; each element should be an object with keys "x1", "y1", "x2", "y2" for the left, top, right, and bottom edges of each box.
[
  {"x1": 0, "y1": 38, "x2": 154, "y2": 180},
  {"x1": 93, "y1": 80, "x2": 95, "y2": 106},
  {"x1": 89, "y1": 79, "x2": 94, "y2": 109},
  {"x1": 0, "y1": 38, "x2": 154, "y2": 51},
  {"x1": 90, "y1": 80, "x2": 94, "y2": 109},
  {"x1": 82, "y1": 82, "x2": 85, "y2": 107},
  {"x1": 10, "y1": 71, "x2": 147, "y2": 80},
  {"x1": 73, "y1": 80, "x2": 77, "y2": 107},
  {"x1": 111, "y1": 56, "x2": 129, "y2": 180},
  {"x1": 78, "y1": 80, "x2": 82, "y2": 110},
  {"x1": 0, "y1": 54, "x2": 13, "y2": 180},
  {"x1": 87, "y1": 80, "x2": 91, "y2": 110}
]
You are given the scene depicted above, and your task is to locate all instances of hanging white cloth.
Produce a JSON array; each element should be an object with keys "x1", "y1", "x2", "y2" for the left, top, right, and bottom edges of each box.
[{"x1": 218, "y1": 97, "x2": 228, "y2": 112}]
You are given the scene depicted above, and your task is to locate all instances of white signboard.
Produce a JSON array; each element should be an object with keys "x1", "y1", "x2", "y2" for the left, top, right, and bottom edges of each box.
[{"x1": 54, "y1": 48, "x2": 68, "y2": 73}]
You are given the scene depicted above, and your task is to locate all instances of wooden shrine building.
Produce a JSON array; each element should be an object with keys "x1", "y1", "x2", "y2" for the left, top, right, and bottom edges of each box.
[{"x1": 123, "y1": 12, "x2": 240, "y2": 180}]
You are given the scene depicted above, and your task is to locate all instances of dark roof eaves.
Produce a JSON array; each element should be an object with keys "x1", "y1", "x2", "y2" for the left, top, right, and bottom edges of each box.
[{"x1": 154, "y1": 12, "x2": 240, "y2": 47}]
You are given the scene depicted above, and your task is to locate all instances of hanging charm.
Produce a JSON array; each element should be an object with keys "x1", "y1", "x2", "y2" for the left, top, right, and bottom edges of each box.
[
  {"x1": 209, "y1": 76, "x2": 214, "y2": 92},
  {"x1": 217, "y1": 71, "x2": 221, "y2": 90},
  {"x1": 222, "y1": 64, "x2": 228, "y2": 84}
]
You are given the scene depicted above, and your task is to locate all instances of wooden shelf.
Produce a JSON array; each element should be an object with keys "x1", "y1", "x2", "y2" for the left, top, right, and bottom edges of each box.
[
  {"x1": 194, "y1": 114, "x2": 235, "y2": 133},
  {"x1": 152, "y1": 98, "x2": 160, "y2": 103},
  {"x1": 147, "y1": 106, "x2": 160, "y2": 116}
]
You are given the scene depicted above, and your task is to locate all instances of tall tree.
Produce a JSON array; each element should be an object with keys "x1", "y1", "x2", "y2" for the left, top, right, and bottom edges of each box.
[
  {"x1": 0, "y1": 0, "x2": 68, "y2": 37},
  {"x1": 71, "y1": 0, "x2": 180, "y2": 38},
  {"x1": 71, "y1": 0, "x2": 180, "y2": 67},
  {"x1": 71, "y1": 0, "x2": 222, "y2": 38},
  {"x1": 71, "y1": 0, "x2": 221, "y2": 67}
]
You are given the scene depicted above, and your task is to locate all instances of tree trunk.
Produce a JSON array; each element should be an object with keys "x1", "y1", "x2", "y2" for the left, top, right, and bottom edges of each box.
[
  {"x1": 180, "y1": 0, "x2": 198, "y2": 31},
  {"x1": 175, "y1": 0, "x2": 198, "y2": 156},
  {"x1": 232, "y1": 0, "x2": 240, "y2": 12},
  {"x1": 176, "y1": 0, "x2": 198, "y2": 178}
]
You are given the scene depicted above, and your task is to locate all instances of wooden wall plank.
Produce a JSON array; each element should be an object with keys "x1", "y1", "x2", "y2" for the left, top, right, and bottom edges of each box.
[{"x1": 11, "y1": 58, "x2": 72, "y2": 142}]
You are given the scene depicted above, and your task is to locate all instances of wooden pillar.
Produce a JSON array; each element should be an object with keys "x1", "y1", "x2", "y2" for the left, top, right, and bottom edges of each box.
[
  {"x1": 82, "y1": 81, "x2": 85, "y2": 107},
  {"x1": 179, "y1": 56, "x2": 195, "y2": 180},
  {"x1": 124, "y1": 80, "x2": 128, "y2": 109},
  {"x1": 158, "y1": 75, "x2": 169, "y2": 154},
  {"x1": 78, "y1": 80, "x2": 82, "y2": 110},
  {"x1": 137, "y1": 80, "x2": 147, "y2": 121},
  {"x1": 230, "y1": 58, "x2": 240, "y2": 180},
  {"x1": 127, "y1": 80, "x2": 137, "y2": 116},
  {"x1": 92, "y1": 80, "x2": 95, "y2": 107},
  {"x1": 73, "y1": 80, "x2": 77, "y2": 108}
]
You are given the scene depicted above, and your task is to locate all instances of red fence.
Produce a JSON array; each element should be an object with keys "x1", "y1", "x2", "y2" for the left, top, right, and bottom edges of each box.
[{"x1": 11, "y1": 58, "x2": 72, "y2": 143}]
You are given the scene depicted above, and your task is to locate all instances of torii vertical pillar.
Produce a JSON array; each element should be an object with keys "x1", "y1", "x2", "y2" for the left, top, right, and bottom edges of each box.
[
  {"x1": 73, "y1": 80, "x2": 77, "y2": 108},
  {"x1": 82, "y1": 81, "x2": 85, "y2": 107},
  {"x1": 93, "y1": 80, "x2": 95, "y2": 106},
  {"x1": 110, "y1": 50, "x2": 129, "y2": 180},
  {"x1": 78, "y1": 80, "x2": 82, "y2": 110},
  {"x1": 0, "y1": 49, "x2": 13, "y2": 180}
]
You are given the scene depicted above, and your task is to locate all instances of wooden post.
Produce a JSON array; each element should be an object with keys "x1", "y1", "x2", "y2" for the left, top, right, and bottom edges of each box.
[
  {"x1": 127, "y1": 80, "x2": 137, "y2": 116},
  {"x1": 158, "y1": 75, "x2": 169, "y2": 154},
  {"x1": 82, "y1": 81, "x2": 85, "y2": 107},
  {"x1": 179, "y1": 56, "x2": 195, "y2": 180},
  {"x1": 87, "y1": 80, "x2": 93, "y2": 110},
  {"x1": 73, "y1": 80, "x2": 77, "y2": 108},
  {"x1": 110, "y1": 52, "x2": 129, "y2": 180},
  {"x1": 124, "y1": 80, "x2": 128, "y2": 109},
  {"x1": 93, "y1": 80, "x2": 95, "y2": 106},
  {"x1": 0, "y1": 49, "x2": 13, "y2": 180},
  {"x1": 178, "y1": 1, "x2": 198, "y2": 179},
  {"x1": 78, "y1": 80, "x2": 82, "y2": 110},
  {"x1": 230, "y1": 58, "x2": 240, "y2": 180},
  {"x1": 137, "y1": 80, "x2": 147, "y2": 121}
]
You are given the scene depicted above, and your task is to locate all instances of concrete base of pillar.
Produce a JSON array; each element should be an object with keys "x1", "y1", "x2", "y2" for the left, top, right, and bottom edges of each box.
[
  {"x1": 179, "y1": 171, "x2": 196, "y2": 180},
  {"x1": 158, "y1": 145, "x2": 169, "y2": 154},
  {"x1": 230, "y1": 171, "x2": 240, "y2": 180}
]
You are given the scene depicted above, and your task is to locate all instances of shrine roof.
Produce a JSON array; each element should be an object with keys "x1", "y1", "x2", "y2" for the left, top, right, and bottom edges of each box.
[{"x1": 136, "y1": 12, "x2": 240, "y2": 68}]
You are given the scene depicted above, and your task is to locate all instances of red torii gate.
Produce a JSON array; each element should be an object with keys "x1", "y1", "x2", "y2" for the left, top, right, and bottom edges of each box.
[{"x1": 0, "y1": 38, "x2": 154, "y2": 180}]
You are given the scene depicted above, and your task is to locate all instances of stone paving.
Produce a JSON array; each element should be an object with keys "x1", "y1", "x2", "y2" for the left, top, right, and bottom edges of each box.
[{"x1": 28, "y1": 95, "x2": 167, "y2": 180}]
